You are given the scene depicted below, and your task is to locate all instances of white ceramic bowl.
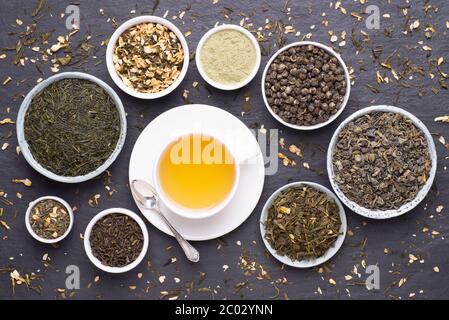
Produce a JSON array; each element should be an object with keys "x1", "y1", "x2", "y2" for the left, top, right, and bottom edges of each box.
[
  {"x1": 25, "y1": 196, "x2": 74, "y2": 244},
  {"x1": 260, "y1": 181, "x2": 347, "y2": 268},
  {"x1": 84, "y1": 208, "x2": 149, "y2": 273},
  {"x1": 16, "y1": 72, "x2": 127, "y2": 184},
  {"x1": 152, "y1": 132, "x2": 241, "y2": 220},
  {"x1": 196, "y1": 24, "x2": 261, "y2": 90},
  {"x1": 106, "y1": 15, "x2": 189, "y2": 99},
  {"x1": 261, "y1": 41, "x2": 351, "y2": 130},
  {"x1": 327, "y1": 105, "x2": 437, "y2": 219}
]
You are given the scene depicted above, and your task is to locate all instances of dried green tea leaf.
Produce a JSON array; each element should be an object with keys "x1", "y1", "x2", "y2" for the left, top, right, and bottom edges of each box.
[
  {"x1": 264, "y1": 186, "x2": 342, "y2": 261},
  {"x1": 24, "y1": 79, "x2": 120, "y2": 177},
  {"x1": 332, "y1": 112, "x2": 432, "y2": 210},
  {"x1": 32, "y1": 0, "x2": 45, "y2": 17},
  {"x1": 57, "y1": 55, "x2": 72, "y2": 66}
]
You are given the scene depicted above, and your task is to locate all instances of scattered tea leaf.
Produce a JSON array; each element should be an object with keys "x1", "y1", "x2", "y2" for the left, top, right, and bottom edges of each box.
[{"x1": 12, "y1": 178, "x2": 32, "y2": 187}]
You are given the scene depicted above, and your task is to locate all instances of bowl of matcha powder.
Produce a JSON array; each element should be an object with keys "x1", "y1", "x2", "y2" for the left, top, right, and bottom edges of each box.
[{"x1": 196, "y1": 24, "x2": 261, "y2": 90}]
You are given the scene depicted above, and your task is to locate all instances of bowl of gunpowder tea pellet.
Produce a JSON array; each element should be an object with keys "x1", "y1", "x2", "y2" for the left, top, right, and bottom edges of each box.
[
  {"x1": 84, "y1": 208, "x2": 149, "y2": 273},
  {"x1": 196, "y1": 24, "x2": 261, "y2": 90},
  {"x1": 25, "y1": 196, "x2": 74, "y2": 244},
  {"x1": 262, "y1": 41, "x2": 350, "y2": 130},
  {"x1": 260, "y1": 182, "x2": 347, "y2": 268},
  {"x1": 16, "y1": 72, "x2": 127, "y2": 184},
  {"x1": 327, "y1": 105, "x2": 437, "y2": 219},
  {"x1": 106, "y1": 16, "x2": 189, "y2": 99}
]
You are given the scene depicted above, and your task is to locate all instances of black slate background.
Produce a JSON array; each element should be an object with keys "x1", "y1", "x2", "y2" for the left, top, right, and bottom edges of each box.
[{"x1": 1, "y1": 0, "x2": 449, "y2": 300}]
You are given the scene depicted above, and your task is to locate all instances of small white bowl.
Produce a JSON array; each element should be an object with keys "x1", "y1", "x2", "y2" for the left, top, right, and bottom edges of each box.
[
  {"x1": 25, "y1": 196, "x2": 74, "y2": 244},
  {"x1": 84, "y1": 208, "x2": 149, "y2": 273},
  {"x1": 106, "y1": 15, "x2": 189, "y2": 99},
  {"x1": 260, "y1": 182, "x2": 347, "y2": 268},
  {"x1": 327, "y1": 105, "x2": 437, "y2": 219},
  {"x1": 16, "y1": 72, "x2": 127, "y2": 184},
  {"x1": 196, "y1": 24, "x2": 261, "y2": 90},
  {"x1": 261, "y1": 41, "x2": 351, "y2": 130}
]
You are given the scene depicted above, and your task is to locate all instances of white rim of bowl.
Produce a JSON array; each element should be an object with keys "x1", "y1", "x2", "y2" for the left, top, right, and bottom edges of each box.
[
  {"x1": 327, "y1": 105, "x2": 438, "y2": 219},
  {"x1": 106, "y1": 15, "x2": 189, "y2": 99},
  {"x1": 16, "y1": 72, "x2": 127, "y2": 184},
  {"x1": 260, "y1": 181, "x2": 347, "y2": 268},
  {"x1": 83, "y1": 208, "x2": 149, "y2": 273},
  {"x1": 261, "y1": 41, "x2": 351, "y2": 130},
  {"x1": 152, "y1": 131, "x2": 241, "y2": 220},
  {"x1": 25, "y1": 196, "x2": 74, "y2": 244},
  {"x1": 195, "y1": 24, "x2": 261, "y2": 91}
]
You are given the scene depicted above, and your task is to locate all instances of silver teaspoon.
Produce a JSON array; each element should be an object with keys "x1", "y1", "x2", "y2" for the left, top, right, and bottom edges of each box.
[{"x1": 131, "y1": 179, "x2": 200, "y2": 263}]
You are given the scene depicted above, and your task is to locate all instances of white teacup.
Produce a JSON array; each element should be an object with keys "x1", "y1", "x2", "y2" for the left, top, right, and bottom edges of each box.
[{"x1": 153, "y1": 132, "x2": 241, "y2": 219}]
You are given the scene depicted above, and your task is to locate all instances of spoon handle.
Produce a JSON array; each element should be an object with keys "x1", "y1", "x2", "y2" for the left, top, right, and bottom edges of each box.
[{"x1": 155, "y1": 210, "x2": 200, "y2": 263}]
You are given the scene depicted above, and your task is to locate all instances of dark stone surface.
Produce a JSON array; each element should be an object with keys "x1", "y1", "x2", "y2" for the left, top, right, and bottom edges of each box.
[{"x1": 0, "y1": 0, "x2": 448, "y2": 300}]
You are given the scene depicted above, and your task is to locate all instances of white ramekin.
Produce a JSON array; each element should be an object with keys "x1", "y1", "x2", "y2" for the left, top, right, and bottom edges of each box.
[
  {"x1": 261, "y1": 41, "x2": 351, "y2": 130},
  {"x1": 84, "y1": 208, "x2": 149, "y2": 273},
  {"x1": 196, "y1": 24, "x2": 261, "y2": 90},
  {"x1": 260, "y1": 181, "x2": 347, "y2": 268},
  {"x1": 16, "y1": 72, "x2": 127, "y2": 184},
  {"x1": 106, "y1": 15, "x2": 189, "y2": 99},
  {"x1": 327, "y1": 105, "x2": 437, "y2": 219},
  {"x1": 25, "y1": 196, "x2": 74, "y2": 244}
]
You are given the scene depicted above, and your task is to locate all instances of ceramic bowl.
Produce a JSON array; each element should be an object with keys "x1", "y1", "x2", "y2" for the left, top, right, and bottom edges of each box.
[
  {"x1": 196, "y1": 24, "x2": 261, "y2": 90},
  {"x1": 327, "y1": 105, "x2": 437, "y2": 219},
  {"x1": 106, "y1": 15, "x2": 189, "y2": 99},
  {"x1": 261, "y1": 41, "x2": 351, "y2": 130},
  {"x1": 260, "y1": 181, "x2": 347, "y2": 268},
  {"x1": 25, "y1": 196, "x2": 74, "y2": 244},
  {"x1": 84, "y1": 208, "x2": 149, "y2": 273},
  {"x1": 16, "y1": 72, "x2": 127, "y2": 184}
]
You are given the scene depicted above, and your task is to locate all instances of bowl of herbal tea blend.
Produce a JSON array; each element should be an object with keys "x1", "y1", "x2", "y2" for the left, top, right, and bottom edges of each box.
[
  {"x1": 261, "y1": 41, "x2": 350, "y2": 130},
  {"x1": 328, "y1": 105, "x2": 437, "y2": 219},
  {"x1": 16, "y1": 72, "x2": 127, "y2": 183},
  {"x1": 25, "y1": 196, "x2": 74, "y2": 244},
  {"x1": 106, "y1": 15, "x2": 189, "y2": 99},
  {"x1": 84, "y1": 208, "x2": 149, "y2": 273},
  {"x1": 260, "y1": 182, "x2": 347, "y2": 268}
]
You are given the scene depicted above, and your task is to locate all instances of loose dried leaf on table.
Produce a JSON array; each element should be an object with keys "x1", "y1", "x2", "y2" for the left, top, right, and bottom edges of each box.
[
  {"x1": 32, "y1": 0, "x2": 45, "y2": 17},
  {"x1": 435, "y1": 116, "x2": 449, "y2": 123}
]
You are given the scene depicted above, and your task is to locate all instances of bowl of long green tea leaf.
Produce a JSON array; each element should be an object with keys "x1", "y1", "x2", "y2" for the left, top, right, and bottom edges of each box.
[
  {"x1": 260, "y1": 182, "x2": 347, "y2": 268},
  {"x1": 328, "y1": 105, "x2": 437, "y2": 219},
  {"x1": 84, "y1": 208, "x2": 149, "y2": 273},
  {"x1": 16, "y1": 72, "x2": 126, "y2": 183},
  {"x1": 25, "y1": 196, "x2": 74, "y2": 244}
]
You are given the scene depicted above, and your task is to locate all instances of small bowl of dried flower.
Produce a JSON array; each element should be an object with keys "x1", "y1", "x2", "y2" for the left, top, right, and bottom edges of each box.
[
  {"x1": 260, "y1": 181, "x2": 347, "y2": 268},
  {"x1": 25, "y1": 196, "x2": 74, "y2": 244},
  {"x1": 106, "y1": 15, "x2": 189, "y2": 99}
]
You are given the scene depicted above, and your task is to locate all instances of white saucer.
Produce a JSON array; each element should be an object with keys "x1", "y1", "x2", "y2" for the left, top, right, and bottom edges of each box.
[{"x1": 129, "y1": 104, "x2": 265, "y2": 241}]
